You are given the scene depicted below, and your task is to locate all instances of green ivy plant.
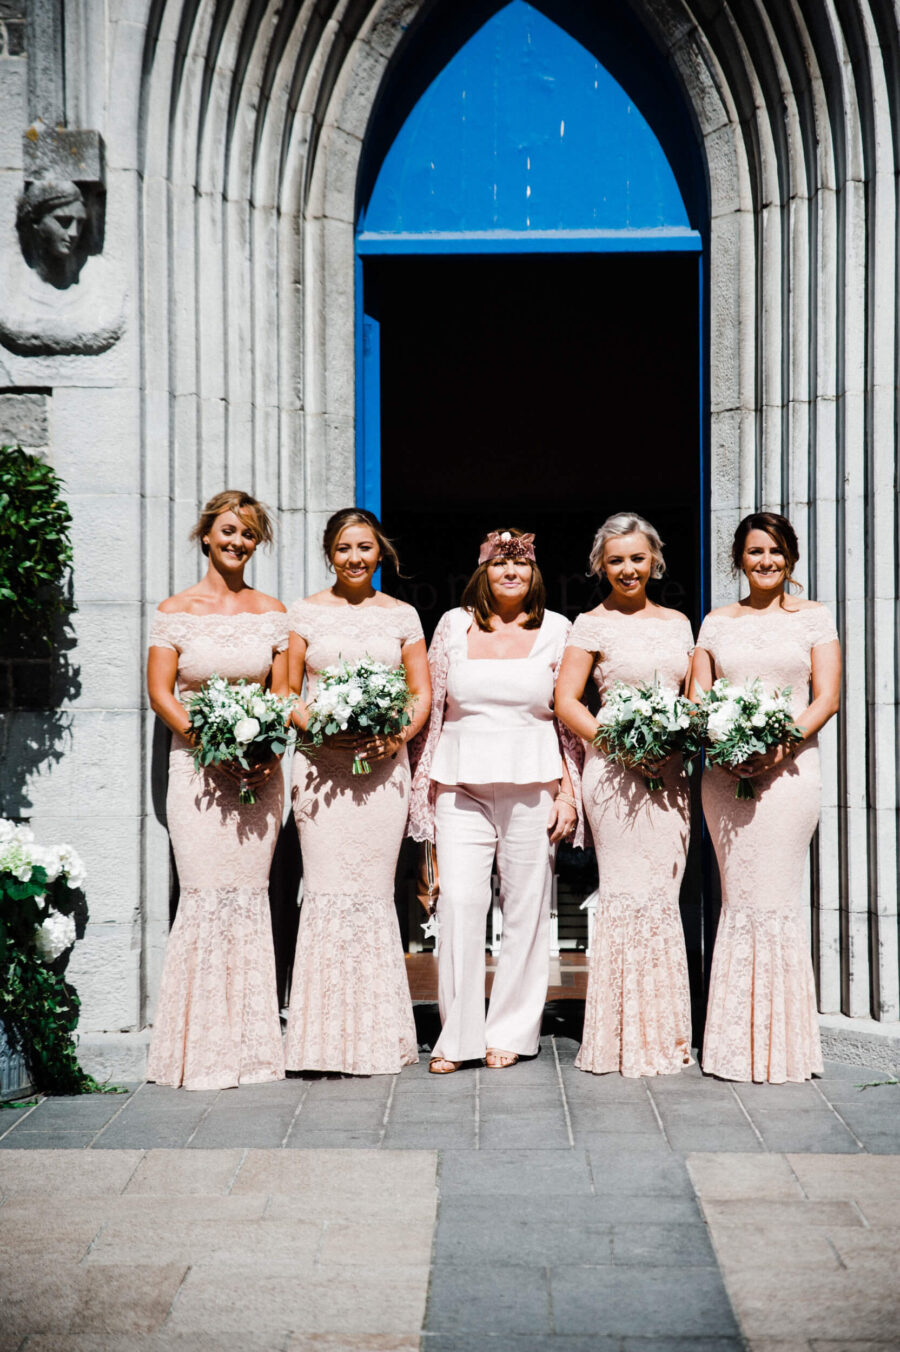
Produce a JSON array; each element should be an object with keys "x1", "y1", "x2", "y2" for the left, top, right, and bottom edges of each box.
[{"x1": 0, "y1": 444, "x2": 74, "y2": 645}]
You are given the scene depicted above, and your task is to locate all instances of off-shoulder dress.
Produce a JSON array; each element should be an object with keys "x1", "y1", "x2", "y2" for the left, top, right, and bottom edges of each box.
[
  {"x1": 284, "y1": 599, "x2": 422, "y2": 1075},
  {"x1": 567, "y1": 611, "x2": 695, "y2": 1077},
  {"x1": 146, "y1": 609, "x2": 288, "y2": 1090},
  {"x1": 696, "y1": 603, "x2": 839, "y2": 1082}
]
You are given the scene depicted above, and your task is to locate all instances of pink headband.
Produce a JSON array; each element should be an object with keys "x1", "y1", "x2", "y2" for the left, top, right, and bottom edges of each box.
[{"x1": 478, "y1": 531, "x2": 536, "y2": 565}]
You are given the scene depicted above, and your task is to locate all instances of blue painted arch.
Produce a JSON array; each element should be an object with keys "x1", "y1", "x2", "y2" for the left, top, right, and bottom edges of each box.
[{"x1": 358, "y1": 0, "x2": 706, "y2": 249}]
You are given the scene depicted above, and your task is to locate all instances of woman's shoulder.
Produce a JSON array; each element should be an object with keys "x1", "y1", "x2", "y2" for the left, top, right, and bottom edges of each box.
[
  {"x1": 248, "y1": 592, "x2": 287, "y2": 615},
  {"x1": 542, "y1": 608, "x2": 571, "y2": 633}
]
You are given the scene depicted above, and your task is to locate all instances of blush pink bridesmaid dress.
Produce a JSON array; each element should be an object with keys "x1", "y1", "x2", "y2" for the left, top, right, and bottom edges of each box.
[
  {"x1": 697, "y1": 604, "x2": 839, "y2": 1083},
  {"x1": 284, "y1": 600, "x2": 422, "y2": 1075},
  {"x1": 568, "y1": 612, "x2": 695, "y2": 1078},
  {"x1": 146, "y1": 610, "x2": 288, "y2": 1091}
]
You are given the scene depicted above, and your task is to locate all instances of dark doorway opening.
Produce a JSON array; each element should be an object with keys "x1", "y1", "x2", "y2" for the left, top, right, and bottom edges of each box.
[
  {"x1": 369, "y1": 250, "x2": 705, "y2": 1024},
  {"x1": 369, "y1": 251, "x2": 701, "y2": 637}
]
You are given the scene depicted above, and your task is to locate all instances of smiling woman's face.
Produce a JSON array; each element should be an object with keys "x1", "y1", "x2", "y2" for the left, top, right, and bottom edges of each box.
[
  {"x1": 741, "y1": 528, "x2": 788, "y2": 592},
  {"x1": 204, "y1": 510, "x2": 259, "y2": 571},
  {"x1": 601, "y1": 531, "x2": 653, "y2": 601},
  {"x1": 486, "y1": 556, "x2": 532, "y2": 610},
  {"x1": 331, "y1": 523, "x2": 380, "y2": 587}
]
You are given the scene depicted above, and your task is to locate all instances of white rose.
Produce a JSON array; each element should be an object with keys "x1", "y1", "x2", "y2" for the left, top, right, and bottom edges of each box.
[
  {"x1": 750, "y1": 711, "x2": 767, "y2": 728},
  {"x1": 250, "y1": 698, "x2": 268, "y2": 719},
  {"x1": 346, "y1": 686, "x2": 364, "y2": 707},
  {"x1": 34, "y1": 909, "x2": 77, "y2": 962},
  {"x1": 233, "y1": 717, "x2": 261, "y2": 744}
]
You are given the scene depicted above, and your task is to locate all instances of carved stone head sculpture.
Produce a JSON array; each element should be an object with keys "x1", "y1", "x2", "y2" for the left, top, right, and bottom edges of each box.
[{"x1": 16, "y1": 179, "x2": 89, "y2": 289}]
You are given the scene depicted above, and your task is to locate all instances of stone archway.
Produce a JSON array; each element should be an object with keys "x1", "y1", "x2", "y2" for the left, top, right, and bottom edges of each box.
[{"x1": 137, "y1": 0, "x2": 900, "y2": 1037}]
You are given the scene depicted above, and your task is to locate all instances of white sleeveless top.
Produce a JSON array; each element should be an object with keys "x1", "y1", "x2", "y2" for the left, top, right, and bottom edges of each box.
[{"x1": 430, "y1": 608, "x2": 569, "y2": 787}]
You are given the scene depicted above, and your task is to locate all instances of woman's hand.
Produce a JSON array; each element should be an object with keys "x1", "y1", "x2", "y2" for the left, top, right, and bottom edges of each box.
[
  {"x1": 355, "y1": 731, "x2": 406, "y2": 764},
  {"x1": 548, "y1": 796, "x2": 577, "y2": 844},
  {"x1": 727, "y1": 743, "x2": 789, "y2": 780},
  {"x1": 639, "y1": 751, "x2": 674, "y2": 781},
  {"x1": 218, "y1": 755, "x2": 280, "y2": 787}
]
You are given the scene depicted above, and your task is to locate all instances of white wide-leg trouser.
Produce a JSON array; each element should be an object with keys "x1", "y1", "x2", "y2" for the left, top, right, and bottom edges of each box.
[{"x1": 431, "y1": 781, "x2": 556, "y2": 1062}]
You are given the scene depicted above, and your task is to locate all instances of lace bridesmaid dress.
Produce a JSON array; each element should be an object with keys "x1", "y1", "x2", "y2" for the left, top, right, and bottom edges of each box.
[
  {"x1": 698, "y1": 604, "x2": 839, "y2": 1082},
  {"x1": 146, "y1": 610, "x2": 288, "y2": 1091},
  {"x1": 284, "y1": 600, "x2": 422, "y2": 1074},
  {"x1": 569, "y1": 612, "x2": 694, "y2": 1077}
]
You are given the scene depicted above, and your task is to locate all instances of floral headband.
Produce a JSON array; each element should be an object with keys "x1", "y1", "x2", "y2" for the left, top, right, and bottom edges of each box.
[{"x1": 478, "y1": 531, "x2": 536, "y2": 565}]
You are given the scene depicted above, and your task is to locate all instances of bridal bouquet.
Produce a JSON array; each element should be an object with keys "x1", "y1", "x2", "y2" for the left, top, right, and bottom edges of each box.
[
  {"x1": 698, "y1": 677, "x2": 803, "y2": 799},
  {"x1": 185, "y1": 676, "x2": 296, "y2": 804},
  {"x1": 594, "y1": 678, "x2": 699, "y2": 791},
  {"x1": 304, "y1": 655, "x2": 414, "y2": 775}
]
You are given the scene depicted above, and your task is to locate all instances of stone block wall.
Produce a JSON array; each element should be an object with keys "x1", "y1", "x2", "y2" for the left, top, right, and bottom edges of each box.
[{"x1": 0, "y1": 0, "x2": 897, "y2": 1075}]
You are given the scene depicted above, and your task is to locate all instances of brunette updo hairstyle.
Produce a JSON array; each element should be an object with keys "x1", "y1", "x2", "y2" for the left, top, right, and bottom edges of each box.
[
  {"x1": 461, "y1": 526, "x2": 546, "y2": 631},
  {"x1": 588, "y1": 511, "x2": 666, "y2": 580},
  {"x1": 190, "y1": 490, "x2": 274, "y2": 556},
  {"x1": 731, "y1": 512, "x2": 801, "y2": 592},
  {"x1": 322, "y1": 507, "x2": 401, "y2": 573}
]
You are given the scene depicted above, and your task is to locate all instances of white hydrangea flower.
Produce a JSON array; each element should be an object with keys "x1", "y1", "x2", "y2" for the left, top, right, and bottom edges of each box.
[{"x1": 34, "y1": 908, "x2": 77, "y2": 962}]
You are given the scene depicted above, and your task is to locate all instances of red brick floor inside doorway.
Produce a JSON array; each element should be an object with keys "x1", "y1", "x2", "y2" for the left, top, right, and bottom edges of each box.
[{"x1": 405, "y1": 952, "x2": 589, "y2": 1001}]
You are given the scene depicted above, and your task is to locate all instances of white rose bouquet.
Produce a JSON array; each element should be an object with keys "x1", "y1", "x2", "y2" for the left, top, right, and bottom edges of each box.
[
  {"x1": 304, "y1": 654, "x2": 414, "y2": 775},
  {"x1": 185, "y1": 675, "x2": 296, "y2": 805},
  {"x1": 698, "y1": 677, "x2": 803, "y2": 799},
  {"x1": 593, "y1": 678, "x2": 699, "y2": 792}
]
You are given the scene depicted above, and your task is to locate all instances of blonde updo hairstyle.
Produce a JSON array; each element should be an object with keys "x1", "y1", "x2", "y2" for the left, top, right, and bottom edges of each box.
[
  {"x1": 461, "y1": 526, "x2": 546, "y2": 631},
  {"x1": 588, "y1": 511, "x2": 666, "y2": 580},
  {"x1": 190, "y1": 490, "x2": 275, "y2": 557},
  {"x1": 322, "y1": 507, "x2": 401, "y2": 574}
]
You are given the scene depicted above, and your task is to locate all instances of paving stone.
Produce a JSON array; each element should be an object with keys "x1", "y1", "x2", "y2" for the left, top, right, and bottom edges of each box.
[
  {"x1": 700, "y1": 1199, "x2": 864, "y2": 1230},
  {"x1": 0, "y1": 1149, "x2": 143, "y2": 1196},
  {"x1": 433, "y1": 1213, "x2": 613, "y2": 1268},
  {"x1": 686, "y1": 1152, "x2": 804, "y2": 1200},
  {"x1": 567, "y1": 1101, "x2": 663, "y2": 1135},
  {"x1": 186, "y1": 1106, "x2": 297, "y2": 1148},
  {"x1": 296, "y1": 1101, "x2": 390, "y2": 1129},
  {"x1": 437, "y1": 1148, "x2": 593, "y2": 1196},
  {"x1": 821, "y1": 1233, "x2": 897, "y2": 1270},
  {"x1": 653, "y1": 1101, "x2": 763, "y2": 1152},
  {"x1": 478, "y1": 1110, "x2": 571, "y2": 1149},
  {"x1": 733, "y1": 1080, "x2": 825, "y2": 1108},
  {"x1": 390, "y1": 1093, "x2": 477, "y2": 1120},
  {"x1": 436, "y1": 1192, "x2": 703, "y2": 1231},
  {"x1": 588, "y1": 1148, "x2": 694, "y2": 1197},
  {"x1": 748, "y1": 1110, "x2": 861, "y2": 1153},
  {"x1": 706, "y1": 1219, "x2": 842, "y2": 1271},
  {"x1": 285, "y1": 1337, "x2": 421, "y2": 1352},
  {"x1": 0, "y1": 1261, "x2": 187, "y2": 1335},
  {"x1": 124, "y1": 1148, "x2": 244, "y2": 1194},
  {"x1": 621, "y1": 1341, "x2": 745, "y2": 1351},
  {"x1": 22, "y1": 1335, "x2": 286, "y2": 1351},
  {"x1": 609, "y1": 1221, "x2": 717, "y2": 1267},
  {"x1": 317, "y1": 1218, "x2": 434, "y2": 1269},
  {"x1": 421, "y1": 1337, "x2": 620, "y2": 1351},
  {"x1": 286, "y1": 1127, "x2": 385, "y2": 1148},
  {"x1": 722, "y1": 1266, "x2": 900, "y2": 1340},
  {"x1": 0, "y1": 1129, "x2": 97, "y2": 1149},
  {"x1": 167, "y1": 1267, "x2": 428, "y2": 1337},
  {"x1": 560, "y1": 1070, "x2": 651, "y2": 1101},
  {"x1": 549, "y1": 1264, "x2": 741, "y2": 1337},
  {"x1": 19, "y1": 1096, "x2": 134, "y2": 1126},
  {"x1": 425, "y1": 1260, "x2": 551, "y2": 1334},
  {"x1": 383, "y1": 1122, "x2": 476, "y2": 1149},
  {"x1": 294, "y1": 1074, "x2": 397, "y2": 1099},
  {"x1": 785, "y1": 1153, "x2": 900, "y2": 1201},
  {"x1": 85, "y1": 1217, "x2": 322, "y2": 1269},
  {"x1": 578, "y1": 1130, "x2": 670, "y2": 1155},
  {"x1": 236, "y1": 1149, "x2": 438, "y2": 1223}
]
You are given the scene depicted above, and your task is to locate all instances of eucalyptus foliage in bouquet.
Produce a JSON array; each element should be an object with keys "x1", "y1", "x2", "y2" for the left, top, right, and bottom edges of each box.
[
  {"x1": 594, "y1": 678, "x2": 699, "y2": 792},
  {"x1": 698, "y1": 677, "x2": 803, "y2": 799},
  {"x1": 185, "y1": 676, "x2": 296, "y2": 804},
  {"x1": 304, "y1": 655, "x2": 414, "y2": 775},
  {"x1": 0, "y1": 819, "x2": 105, "y2": 1095}
]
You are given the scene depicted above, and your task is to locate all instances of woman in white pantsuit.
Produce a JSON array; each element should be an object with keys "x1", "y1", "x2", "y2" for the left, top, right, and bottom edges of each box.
[{"x1": 409, "y1": 528, "x2": 584, "y2": 1073}]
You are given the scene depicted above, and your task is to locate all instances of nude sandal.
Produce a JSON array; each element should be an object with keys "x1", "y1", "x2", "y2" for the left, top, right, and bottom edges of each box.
[
  {"x1": 485, "y1": 1049, "x2": 519, "y2": 1069},
  {"x1": 429, "y1": 1057, "x2": 461, "y2": 1074}
]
